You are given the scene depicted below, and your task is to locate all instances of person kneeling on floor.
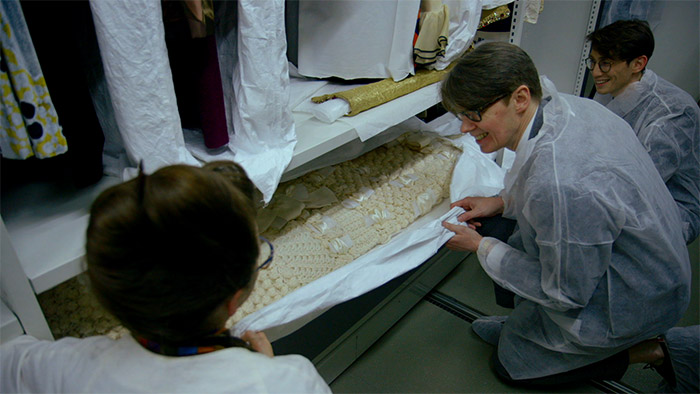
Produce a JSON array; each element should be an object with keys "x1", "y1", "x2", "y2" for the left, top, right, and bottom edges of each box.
[{"x1": 440, "y1": 42, "x2": 691, "y2": 389}]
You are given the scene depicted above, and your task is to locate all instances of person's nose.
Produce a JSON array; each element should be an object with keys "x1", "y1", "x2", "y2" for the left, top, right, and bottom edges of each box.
[
  {"x1": 591, "y1": 65, "x2": 603, "y2": 78},
  {"x1": 460, "y1": 117, "x2": 477, "y2": 134}
]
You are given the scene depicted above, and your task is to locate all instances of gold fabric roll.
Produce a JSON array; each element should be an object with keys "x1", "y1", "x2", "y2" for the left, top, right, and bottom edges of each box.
[{"x1": 311, "y1": 63, "x2": 454, "y2": 117}]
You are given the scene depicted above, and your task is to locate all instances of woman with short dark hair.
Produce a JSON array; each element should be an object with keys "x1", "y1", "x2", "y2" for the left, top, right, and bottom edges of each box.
[{"x1": 1, "y1": 162, "x2": 330, "y2": 393}]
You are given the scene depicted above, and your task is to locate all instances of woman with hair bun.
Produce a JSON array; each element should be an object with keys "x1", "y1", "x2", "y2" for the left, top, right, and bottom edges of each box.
[{"x1": 1, "y1": 161, "x2": 330, "y2": 393}]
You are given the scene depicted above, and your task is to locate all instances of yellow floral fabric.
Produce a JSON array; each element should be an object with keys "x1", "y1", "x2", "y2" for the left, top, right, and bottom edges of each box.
[{"x1": 1, "y1": 0, "x2": 67, "y2": 159}]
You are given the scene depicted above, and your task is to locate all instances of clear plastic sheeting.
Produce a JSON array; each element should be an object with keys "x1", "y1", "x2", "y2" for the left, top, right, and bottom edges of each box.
[{"x1": 89, "y1": 0, "x2": 199, "y2": 175}]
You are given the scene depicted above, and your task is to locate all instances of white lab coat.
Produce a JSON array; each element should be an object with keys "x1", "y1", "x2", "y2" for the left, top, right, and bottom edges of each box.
[
  {"x1": 479, "y1": 77, "x2": 691, "y2": 379},
  {"x1": 0, "y1": 334, "x2": 331, "y2": 393},
  {"x1": 596, "y1": 69, "x2": 700, "y2": 243}
]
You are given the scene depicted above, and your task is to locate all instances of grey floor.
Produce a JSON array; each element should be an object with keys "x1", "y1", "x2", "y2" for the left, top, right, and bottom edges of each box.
[{"x1": 330, "y1": 239, "x2": 699, "y2": 393}]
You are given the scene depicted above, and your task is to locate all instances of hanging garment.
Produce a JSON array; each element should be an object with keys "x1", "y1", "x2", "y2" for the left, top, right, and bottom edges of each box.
[
  {"x1": 182, "y1": 0, "x2": 215, "y2": 38},
  {"x1": 0, "y1": 0, "x2": 67, "y2": 160},
  {"x1": 216, "y1": 0, "x2": 296, "y2": 203},
  {"x1": 19, "y1": 0, "x2": 106, "y2": 187},
  {"x1": 413, "y1": 2, "x2": 450, "y2": 66},
  {"x1": 163, "y1": 2, "x2": 228, "y2": 150},
  {"x1": 524, "y1": 0, "x2": 544, "y2": 24},
  {"x1": 432, "y1": 0, "x2": 482, "y2": 71},
  {"x1": 89, "y1": 0, "x2": 199, "y2": 176}
]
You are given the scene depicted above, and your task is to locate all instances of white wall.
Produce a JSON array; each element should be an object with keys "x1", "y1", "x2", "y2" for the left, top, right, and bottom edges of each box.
[
  {"x1": 647, "y1": 0, "x2": 699, "y2": 101},
  {"x1": 518, "y1": 0, "x2": 699, "y2": 100},
  {"x1": 519, "y1": 0, "x2": 594, "y2": 95}
]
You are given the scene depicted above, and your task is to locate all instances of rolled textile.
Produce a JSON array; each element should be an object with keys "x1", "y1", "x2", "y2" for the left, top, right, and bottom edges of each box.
[{"x1": 311, "y1": 63, "x2": 454, "y2": 117}]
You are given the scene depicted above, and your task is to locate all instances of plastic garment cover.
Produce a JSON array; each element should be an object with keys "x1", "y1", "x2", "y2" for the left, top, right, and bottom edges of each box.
[
  {"x1": 297, "y1": 0, "x2": 420, "y2": 81},
  {"x1": 433, "y1": 0, "x2": 483, "y2": 71},
  {"x1": 216, "y1": 0, "x2": 295, "y2": 203},
  {"x1": 481, "y1": 77, "x2": 691, "y2": 379},
  {"x1": 595, "y1": 70, "x2": 700, "y2": 243},
  {"x1": 89, "y1": 0, "x2": 199, "y2": 175}
]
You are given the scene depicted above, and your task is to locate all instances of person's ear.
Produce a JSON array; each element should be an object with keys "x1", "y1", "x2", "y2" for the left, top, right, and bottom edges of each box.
[
  {"x1": 631, "y1": 55, "x2": 648, "y2": 73},
  {"x1": 512, "y1": 85, "x2": 532, "y2": 114},
  {"x1": 226, "y1": 289, "x2": 247, "y2": 317}
]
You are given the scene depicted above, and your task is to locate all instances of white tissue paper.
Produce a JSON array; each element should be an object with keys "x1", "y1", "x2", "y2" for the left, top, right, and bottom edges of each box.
[
  {"x1": 232, "y1": 129, "x2": 507, "y2": 340},
  {"x1": 297, "y1": 0, "x2": 420, "y2": 81},
  {"x1": 348, "y1": 82, "x2": 443, "y2": 141},
  {"x1": 288, "y1": 76, "x2": 328, "y2": 112},
  {"x1": 89, "y1": 0, "x2": 199, "y2": 175},
  {"x1": 215, "y1": 0, "x2": 296, "y2": 204},
  {"x1": 433, "y1": 0, "x2": 483, "y2": 70},
  {"x1": 293, "y1": 82, "x2": 363, "y2": 123}
]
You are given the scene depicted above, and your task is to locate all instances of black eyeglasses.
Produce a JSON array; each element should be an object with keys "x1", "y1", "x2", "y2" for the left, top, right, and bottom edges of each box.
[
  {"x1": 458, "y1": 93, "x2": 510, "y2": 122},
  {"x1": 256, "y1": 236, "x2": 274, "y2": 271},
  {"x1": 586, "y1": 58, "x2": 614, "y2": 73}
]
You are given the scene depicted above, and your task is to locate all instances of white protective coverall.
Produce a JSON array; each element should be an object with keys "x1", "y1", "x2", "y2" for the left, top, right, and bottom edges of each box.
[
  {"x1": 479, "y1": 77, "x2": 691, "y2": 379},
  {"x1": 0, "y1": 334, "x2": 331, "y2": 393},
  {"x1": 595, "y1": 69, "x2": 700, "y2": 243}
]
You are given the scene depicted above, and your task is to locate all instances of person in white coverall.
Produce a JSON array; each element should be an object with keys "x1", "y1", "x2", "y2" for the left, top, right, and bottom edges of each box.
[
  {"x1": 587, "y1": 19, "x2": 700, "y2": 244},
  {"x1": 587, "y1": 19, "x2": 700, "y2": 393},
  {"x1": 440, "y1": 42, "x2": 690, "y2": 389},
  {"x1": 0, "y1": 162, "x2": 331, "y2": 393}
]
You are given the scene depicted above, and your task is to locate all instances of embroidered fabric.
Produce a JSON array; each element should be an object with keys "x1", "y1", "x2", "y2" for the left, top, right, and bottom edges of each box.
[{"x1": 230, "y1": 132, "x2": 461, "y2": 322}]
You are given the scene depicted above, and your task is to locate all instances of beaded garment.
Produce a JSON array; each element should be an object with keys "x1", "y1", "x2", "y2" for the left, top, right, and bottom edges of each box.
[{"x1": 230, "y1": 132, "x2": 461, "y2": 323}]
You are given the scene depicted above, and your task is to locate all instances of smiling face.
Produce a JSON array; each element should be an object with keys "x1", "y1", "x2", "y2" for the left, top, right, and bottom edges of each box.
[
  {"x1": 589, "y1": 49, "x2": 645, "y2": 97},
  {"x1": 459, "y1": 91, "x2": 533, "y2": 154}
]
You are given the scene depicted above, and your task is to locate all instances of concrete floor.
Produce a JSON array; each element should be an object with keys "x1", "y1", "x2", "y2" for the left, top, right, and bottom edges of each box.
[{"x1": 330, "y1": 238, "x2": 699, "y2": 393}]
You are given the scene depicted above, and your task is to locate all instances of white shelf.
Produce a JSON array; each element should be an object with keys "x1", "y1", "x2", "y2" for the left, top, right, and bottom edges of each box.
[
  {"x1": 287, "y1": 81, "x2": 442, "y2": 173},
  {"x1": 1, "y1": 176, "x2": 121, "y2": 294},
  {"x1": 1, "y1": 81, "x2": 442, "y2": 295}
]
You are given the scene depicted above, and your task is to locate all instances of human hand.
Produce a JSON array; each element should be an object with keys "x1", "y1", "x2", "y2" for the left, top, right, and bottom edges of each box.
[
  {"x1": 442, "y1": 221, "x2": 483, "y2": 252},
  {"x1": 450, "y1": 196, "x2": 504, "y2": 227},
  {"x1": 241, "y1": 330, "x2": 274, "y2": 357}
]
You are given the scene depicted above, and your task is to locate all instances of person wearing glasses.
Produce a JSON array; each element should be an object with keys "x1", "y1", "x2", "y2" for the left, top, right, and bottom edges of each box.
[
  {"x1": 440, "y1": 42, "x2": 690, "y2": 388},
  {"x1": 0, "y1": 162, "x2": 331, "y2": 393},
  {"x1": 587, "y1": 19, "x2": 700, "y2": 244}
]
